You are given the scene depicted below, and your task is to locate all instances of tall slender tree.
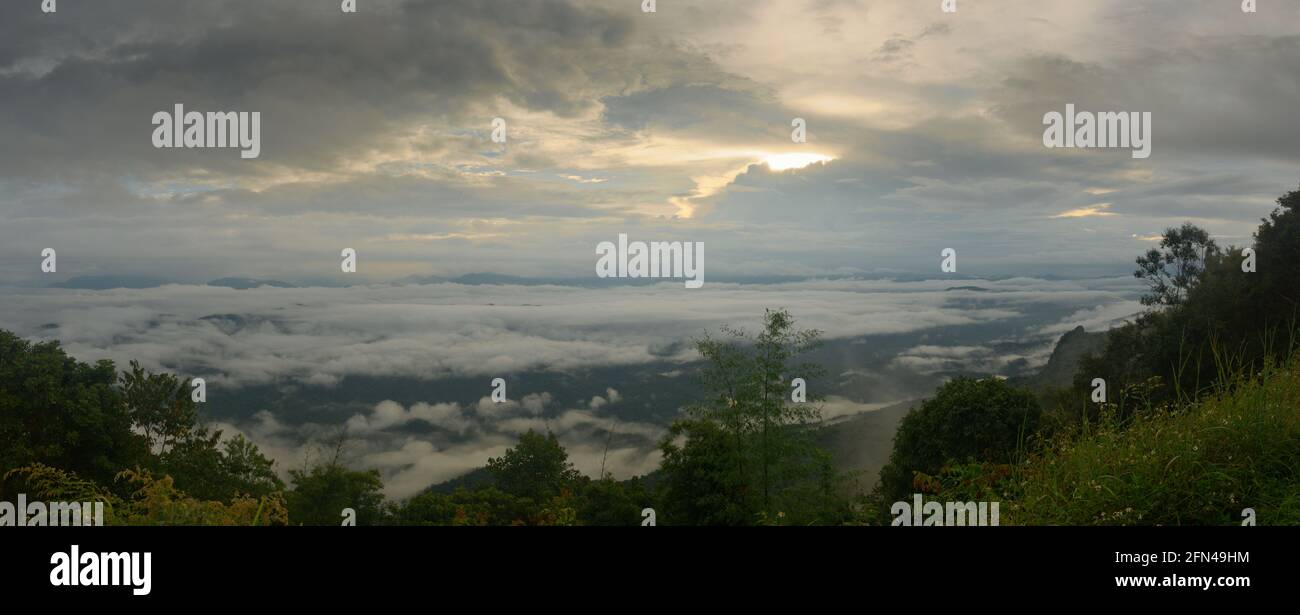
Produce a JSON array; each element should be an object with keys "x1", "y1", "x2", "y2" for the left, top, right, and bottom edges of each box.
[{"x1": 660, "y1": 309, "x2": 834, "y2": 523}]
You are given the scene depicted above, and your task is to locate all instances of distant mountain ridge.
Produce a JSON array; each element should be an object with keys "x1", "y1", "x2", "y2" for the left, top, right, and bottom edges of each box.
[
  {"x1": 47, "y1": 275, "x2": 299, "y2": 290},
  {"x1": 207, "y1": 277, "x2": 297, "y2": 289},
  {"x1": 50, "y1": 275, "x2": 175, "y2": 290},
  {"x1": 39, "y1": 272, "x2": 1133, "y2": 291}
]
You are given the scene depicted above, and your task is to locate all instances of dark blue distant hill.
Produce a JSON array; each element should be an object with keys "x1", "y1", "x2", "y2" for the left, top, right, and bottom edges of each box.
[
  {"x1": 207, "y1": 277, "x2": 297, "y2": 289},
  {"x1": 50, "y1": 275, "x2": 173, "y2": 289}
]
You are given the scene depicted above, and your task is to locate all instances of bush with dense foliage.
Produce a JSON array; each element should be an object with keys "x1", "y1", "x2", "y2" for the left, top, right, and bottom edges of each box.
[{"x1": 875, "y1": 377, "x2": 1040, "y2": 503}]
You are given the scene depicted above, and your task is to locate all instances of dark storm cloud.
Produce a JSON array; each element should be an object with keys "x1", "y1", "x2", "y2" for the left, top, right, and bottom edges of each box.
[
  {"x1": 1, "y1": 0, "x2": 1298, "y2": 285},
  {"x1": 990, "y1": 35, "x2": 1300, "y2": 164},
  {"x1": 0, "y1": 0, "x2": 670, "y2": 180}
]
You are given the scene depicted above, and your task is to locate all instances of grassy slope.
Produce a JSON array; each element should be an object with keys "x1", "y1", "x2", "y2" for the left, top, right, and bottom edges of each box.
[{"x1": 1003, "y1": 358, "x2": 1300, "y2": 525}]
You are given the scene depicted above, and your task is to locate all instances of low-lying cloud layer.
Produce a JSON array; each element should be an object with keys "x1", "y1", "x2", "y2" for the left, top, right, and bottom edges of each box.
[
  {"x1": 0, "y1": 276, "x2": 1142, "y2": 497},
  {"x1": 0, "y1": 277, "x2": 1139, "y2": 387},
  {"x1": 216, "y1": 389, "x2": 668, "y2": 498}
]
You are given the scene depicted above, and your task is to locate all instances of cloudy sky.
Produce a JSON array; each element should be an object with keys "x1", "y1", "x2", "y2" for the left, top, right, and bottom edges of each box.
[
  {"x1": 2, "y1": 0, "x2": 1297, "y2": 285},
  {"x1": 2, "y1": 0, "x2": 1297, "y2": 497}
]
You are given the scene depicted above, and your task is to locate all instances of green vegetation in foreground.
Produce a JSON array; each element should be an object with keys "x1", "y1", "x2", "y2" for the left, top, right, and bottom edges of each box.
[
  {"x1": 1013, "y1": 357, "x2": 1300, "y2": 525},
  {"x1": 903, "y1": 355, "x2": 1300, "y2": 525}
]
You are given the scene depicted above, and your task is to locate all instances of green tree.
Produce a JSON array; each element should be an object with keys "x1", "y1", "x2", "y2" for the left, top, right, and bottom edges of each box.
[
  {"x1": 1252, "y1": 186, "x2": 1300, "y2": 316},
  {"x1": 286, "y1": 463, "x2": 384, "y2": 526},
  {"x1": 658, "y1": 308, "x2": 842, "y2": 525},
  {"x1": 119, "y1": 360, "x2": 199, "y2": 454},
  {"x1": 284, "y1": 428, "x2": 385, "y2": 525},
  {"x1": 159, "y1": 430, "x2": 284, "y2": 502},
  {"x1": 0, "y1": 331, "x2": 287, "y2": 515},
  {"x1": 390, "y1": 486, "x2": 545, "y2": 526},
  {"x1": 577, "y1": 475, "x2": 650, "y2": 526},
  {"x1": 485, "y1": 429, "x2": 580, "y2": 503},
  {"x1": 658, "y1": 418, "x2": 750, "y2": 525},
  {"x1": 877, "y1": 377, "x2": 1040, "y2": 502},
  {"x1": 1134, "y1": 222, "x2": 1219, "y2": 307},
  {"x1": 0, "y1": 331, "x2": 147, "y2": 486}
]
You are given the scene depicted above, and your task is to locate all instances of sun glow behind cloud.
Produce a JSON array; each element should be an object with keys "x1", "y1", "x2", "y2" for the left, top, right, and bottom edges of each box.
[
  {"x1": 1052, "y1": 203, "x2": 1116, "y2": 219},
  {"x1": 667, "y1": 152, "x2": 838, "y2": 219},
  {"x1": 763, "y1": 152, "x2": 835, "y2": 171}
]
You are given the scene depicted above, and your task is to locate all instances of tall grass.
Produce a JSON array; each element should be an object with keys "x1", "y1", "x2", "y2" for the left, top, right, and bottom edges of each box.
[{"x1": 1002, "y1": 355, "x2": 1300, "y2": 525}]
